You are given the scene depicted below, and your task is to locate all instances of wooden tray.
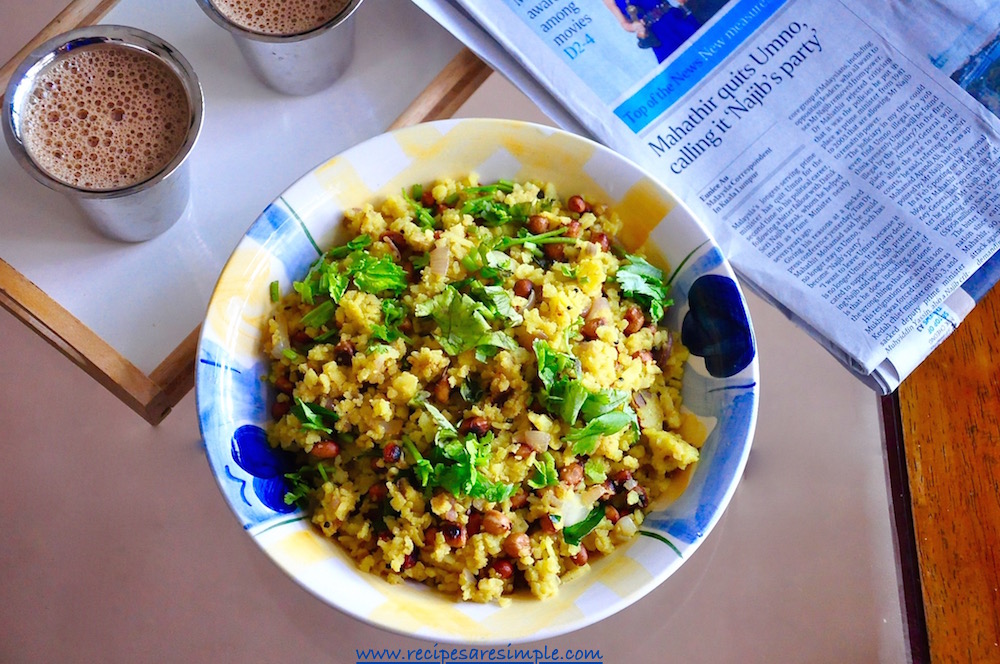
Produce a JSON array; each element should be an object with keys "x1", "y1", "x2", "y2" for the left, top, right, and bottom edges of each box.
[{"x1": 0, "y1": 0, "x2": 489, "y2": 425}]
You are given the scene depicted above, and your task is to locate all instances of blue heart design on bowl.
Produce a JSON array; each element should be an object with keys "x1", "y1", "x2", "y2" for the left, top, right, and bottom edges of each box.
[
  {"x1": 231, "y1": 424, "x2": 296, "y2": 514},
  {"x1": 681, "y1": 274, "x2": 754, "y2": 378}
]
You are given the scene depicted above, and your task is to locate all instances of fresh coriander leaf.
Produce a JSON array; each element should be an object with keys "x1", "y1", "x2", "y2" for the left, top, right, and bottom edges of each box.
[
  {"x1": 509, "y1": 201, "x2": 533, "y2": 223},
  {"x1": 566, "y1": 410, "x2": 634, "y2": 455},
  {"x1": 368, "y1": 326, "x2": 392, "y2": 344},
  {"x1": 620, "y1": 254, "x2": 664, "y2": 279},
  {"x1": 545, "y1": 379, "x2": 591, "y2": 425},
  {"x1": 292, "y1": 279, "x2": 315, "y2": 305},
  {"x1": 414, "y1": 286, "x2": 494, "y2": 355},
  {"x1": 283, "y1": 466, "x2": 313, "y2": 508},
  {"x1": 370, "y1": 298, "x2": 409, "y2": 343},
  {"x1": 327, "y1": 271, "x2": 350, "y2": 303},
  {"x1": 411, "y1": 393, "x2": 457, "y2": 434},
  {"x1": 471, "y1": 476, "x2": 516, "y2": 502},
  {"x1": 563, "y1": 504, "x2": 605, "y2": 546},
  {"x1": 411, "y1": 252, "x2": 430, "y2": 270},
  {"x1": 405, "y1": 426, "x2": 513, "y2": 501},
  {"x1": 299, "y1": 299, "x2": 336, "y2": 328},
  {"x1": 528, "y1": 451, "x2": 559, "y2": 489},
  {"x1": 352, "y1": 255, "x2": 408, "y2": 296},
  {"x1": 382, "y1": 297, "x2": 406, "y2": 326},
  {"x1": 468, "y1": 283, "x2": 523, "y2": 325},
  {"x1": 402, "y1": 187, "x2": 436, "y2": 229},
  {"x1": 532, "y1": 339, "x2": 579, "y2": 390},
  {"x1": 622, "y1": 403, "x2": 640, "y2": 434},
  {"x1": 326, "y1": 235, "x2": 372, "y2": 260},
  {"x1": 438, "y1": 435, "x2": 470, "y2": 463},
  {"x1": 459, "y1": 242, "x2": 513, "y2": 282},
  {"x1": 482, "y1": 330, "x2": 519, "y2": 352},
  {"x1": 475, "y1": 345, "x2": 498, "y2": 363},
  {"x1": 459, "y1": 378, "x2": 483, "y2": 404},
  {"x1": 403, "y1": 439, "x2": 435, "y2": 487},
  {"x1": 584, "y1": 457, "x2": 607, "y2": 483},
  {"x1": 463, "y1": 197, "x2": 512, "y2": 226},
  {"x1": 291, "y1": 397, "x2": 338, "y2": 434},
  {"x1": 615, "y1": 254, "x2": 673, "y2": 322},
  {"x1": 437, "y1": 455, "x2": 477, "y2": 496},
  {"x1": 580, "y1": 388, "x2": 631, "y2": 420},
  {"x1": 484, "y1": 250, "x2": 513, "y2": 272},
  {"x1": 435, "y1": 439, "x2": 491, "y2": 497}
]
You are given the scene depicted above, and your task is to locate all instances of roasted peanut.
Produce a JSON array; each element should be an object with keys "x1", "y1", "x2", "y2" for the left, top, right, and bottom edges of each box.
[
  {"x1": 310, "y1": 441, "x2": 340, "y2": 459},
  {"x1": 442, "y1": 522, "x2": 468, "y2": 548},
  {"x1": 560, "y1": 462, "x2": 584, "y2": 486},
  {"x1": 624, "y1": 306, "x2": 645, "y2": 335},
  {"x1": 513, "y1": 279, "x2": 534, "y2": 299},
  {"x1": 590, "y1": 231, "x2": 610, "y2": 251},
  {"x1": 503, "y1": 532, "x2": 531, "y2": 558},
  {"x1": 459, "y1": 416, "x2": 490, "y2": 437},
  {"x1": 567, "y1": 195, "x2": 590, "y2": 214},
  {"x1": 482, "y1": 510, "x2": 512, "y2": 535},
  {"x1": 527, "y1": 214, "x2": 549, "y2": 234}
]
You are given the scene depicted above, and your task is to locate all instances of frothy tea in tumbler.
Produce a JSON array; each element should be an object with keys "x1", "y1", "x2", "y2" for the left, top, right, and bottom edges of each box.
[
  {"x1": 196, "y1": 0, "x2": 364, "y2": 96},
  {"x1": 210, "y1": 0, "x2": 351, "y2": 35},
  {"x1": 3, "y1": 26, "x2": 203, "y2": 242},
  {"x1": 23, "y1": 45, "x2": 189, "y2": 190}
]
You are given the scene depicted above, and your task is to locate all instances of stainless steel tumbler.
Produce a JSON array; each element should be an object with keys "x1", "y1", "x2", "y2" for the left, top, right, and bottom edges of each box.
[
  {"x1": 195, "y1": 0, "x2": 365, "y2": 96},
  {"x1": 2, "y1": 26, "x2": 204, "y2": 243}
]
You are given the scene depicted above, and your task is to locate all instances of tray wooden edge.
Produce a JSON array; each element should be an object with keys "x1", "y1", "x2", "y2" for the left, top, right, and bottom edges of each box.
[
  {"x1": 0, "y1": 0, "x2": 119, "y2": 89},
  {"x1": 0, "y1": 257, "x2": 173, "y2": 424},
  {"x1": 1, "y1": 1, "x2": 490, "y2": 426},
  {"x1": 153, "y1": 48, "x2": 492, "y2": 417}
]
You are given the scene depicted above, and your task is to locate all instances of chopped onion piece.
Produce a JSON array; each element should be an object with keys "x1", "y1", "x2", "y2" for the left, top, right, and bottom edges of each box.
[
  {"x1": 429, "y1": 240, "x2": 450, "y2": 276},
  {"x1": 522, "y1": 287, "x2": 537, "y2": 310},
  {"x1": 616, "y1": 514, "x2": 638, "y2": 537},
  {"x1": 271, "y1": 311, "x2": 290, "y2": 359},
  {"x1": 580, "y1": 484, "x2": 606, "y2": 506},
  {"x1": 523, "y1": 430, "x2": 551, "y2": 452},
  {"x1": 586, "y1": 295, "x2": 611, "y2": 322}
]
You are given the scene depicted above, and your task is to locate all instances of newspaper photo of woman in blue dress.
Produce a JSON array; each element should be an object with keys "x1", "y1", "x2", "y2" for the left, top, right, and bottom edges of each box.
[{"x1": 604, "y1": 0, "x2": 727, "y2": 63}]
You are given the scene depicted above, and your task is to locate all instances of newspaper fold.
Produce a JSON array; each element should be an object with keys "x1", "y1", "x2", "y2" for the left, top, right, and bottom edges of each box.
[{"x1": 415, "y1": 0, "x2": 1000, "y2": 393}]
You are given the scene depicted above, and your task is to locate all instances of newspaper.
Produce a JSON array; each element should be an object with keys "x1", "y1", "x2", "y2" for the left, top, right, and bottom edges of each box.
[{"x1": 413, "y1": 0, "x2": 1000, "y2": 393}]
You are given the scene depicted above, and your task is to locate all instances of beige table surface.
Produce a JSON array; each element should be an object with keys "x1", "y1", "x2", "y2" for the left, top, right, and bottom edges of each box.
[{"x1": 0, "y1": 2, "x2": 909, "y2": 662}]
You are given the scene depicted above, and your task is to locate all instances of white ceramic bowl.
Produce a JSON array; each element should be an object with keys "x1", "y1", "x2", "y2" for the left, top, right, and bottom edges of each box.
[{"x1": 196, "y1": 118, "x2": 758, "y2": 643}]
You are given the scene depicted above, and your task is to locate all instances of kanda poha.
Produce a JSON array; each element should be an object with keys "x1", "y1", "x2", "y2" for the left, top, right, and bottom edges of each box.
[{"x1": 263, "y1": 175, "x2": 701, "y2": 603}]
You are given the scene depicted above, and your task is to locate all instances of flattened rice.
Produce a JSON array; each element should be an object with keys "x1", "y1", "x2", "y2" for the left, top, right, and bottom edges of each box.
[{"x1": 263, "y1": 175, "x2": 699, "y2": 602}]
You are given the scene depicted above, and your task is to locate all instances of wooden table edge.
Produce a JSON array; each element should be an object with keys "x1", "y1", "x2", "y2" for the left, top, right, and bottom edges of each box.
[
  {"x1": 879, "y1": 392, "x2": 930, "y2": 663},
  {"x1": 896, "y1": 279, "x2": 1000, "y2": 664}
]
